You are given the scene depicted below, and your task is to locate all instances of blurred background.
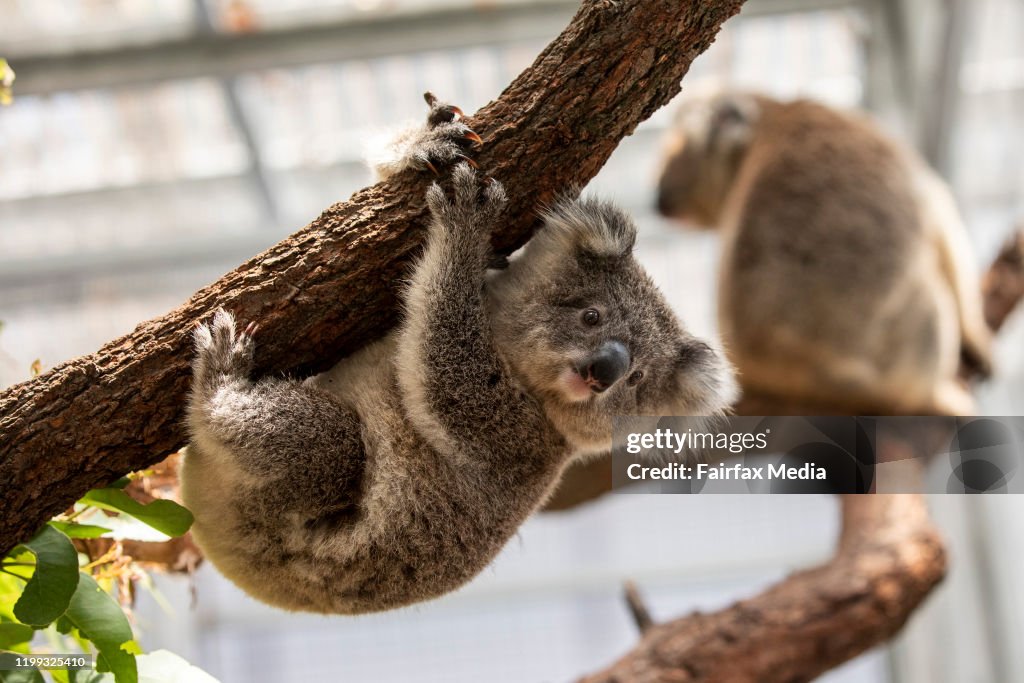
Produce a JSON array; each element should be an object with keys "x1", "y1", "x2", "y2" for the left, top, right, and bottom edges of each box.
[{"x1": 1, "y1": 0, "x2": 1023, "y2": 681}]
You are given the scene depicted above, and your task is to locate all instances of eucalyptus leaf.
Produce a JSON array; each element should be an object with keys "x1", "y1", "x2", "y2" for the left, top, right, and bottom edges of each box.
[
  {"x1": 54, "y1": 616, "x2": 73, "y2": 635},
  {"x1": 64, "y1": 574, "x2": 137, "y2": 683},
  {"x1": 47, "y1": 522, "x2": 111, "y2": 539},
  {"x1": 0, "y1": 623, "x2": 33, "y2": 649},
  {"x1": 0, "y1": 574, "x2": 24, "y2": 621},
  {"x1": 78, "y1": 490, "x2": 192, "y2": 538},
  {"x1": 12, "y1": 526, "x2": 79, "y2": 627}
]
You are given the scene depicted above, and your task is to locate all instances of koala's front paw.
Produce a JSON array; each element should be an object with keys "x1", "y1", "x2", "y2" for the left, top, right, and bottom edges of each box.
[
  {"x1": 193, "y1": 309, "x2": 257, "y2": 381},
  {"x1": 425, "y1": 162, "x2": 507, "y2": 236},
  {"x1": 413, "y1": 92, "x2": 483, "y2": 175}
]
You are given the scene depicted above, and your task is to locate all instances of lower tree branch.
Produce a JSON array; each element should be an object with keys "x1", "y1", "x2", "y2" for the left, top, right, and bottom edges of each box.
[
  {"x1": 982, "y1": 226, "x2": 1024, "y2": 332},
  {"x1": 623, "y1": 580, "x2": 655, "y2": 635},
  {"x1": 0, "y1": 0, "x2": 744, "y2": 555},
  {"x1": 580, "y1": 493, "x2": 944, "y2": 683}
]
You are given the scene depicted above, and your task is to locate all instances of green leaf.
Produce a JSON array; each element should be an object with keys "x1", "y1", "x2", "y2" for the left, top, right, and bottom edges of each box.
[
  {"x1": 64, "y1": 573, "x2": 136, "y2": 683},
  {"x1": 107, "y1": 478, "x2": 131, "y2": 490},
  {"x1": 47, "y1": 522, "x2": 111, "y2": 539},
  {"x1": 12, "y1": 526, "x2": 79, "y2": 627},
  {"x1": 0, "y1": 573, "x2": 24, "y2": 621},
  {"x1": 54, "y1": 616, "x2": 73, "y2": 635},
  {"x1": 136, "y1": 650, "x2": 220, "y2": 683},
  {"x1": 0, "y1": 623, "x2": 33, "y2": 649},
  {"x1": 78, "y1": 490, "x2": 192, "y2": 538}
]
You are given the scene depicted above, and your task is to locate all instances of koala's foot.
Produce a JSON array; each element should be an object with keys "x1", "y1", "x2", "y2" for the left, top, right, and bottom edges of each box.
[
  {"x1": 193, "y1": 309, "x2": 256, "y2": 386},
  {"x1": 415, "y1": 92, "x2": 483, "y2": 175},
  {"x1": 370, "y1": 92, "x2": 483, "y2": 180},
  {"x1": 426, "y1": 162, "x2": 507, "y2": 236}
]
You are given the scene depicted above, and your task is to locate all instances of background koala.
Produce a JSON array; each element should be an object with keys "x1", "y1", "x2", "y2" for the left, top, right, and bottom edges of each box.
[
  {"x1": 656, "y1": 92, "x2": 992, "y2": 415},
  {"x1": 180, "y1": 95, "x2": 736, "y2": 615}
]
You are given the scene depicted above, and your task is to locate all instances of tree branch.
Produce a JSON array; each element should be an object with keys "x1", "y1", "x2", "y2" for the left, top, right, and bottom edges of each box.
[
  {"x1": 982, "y1": 226, "x2": 1024, "y2": 333},
  {"x1": 0, "y1": 0, "x2": 744, "y2": 554},
  {"x1": 579, "y1": 493, "x2": 945, "y2": 683}
]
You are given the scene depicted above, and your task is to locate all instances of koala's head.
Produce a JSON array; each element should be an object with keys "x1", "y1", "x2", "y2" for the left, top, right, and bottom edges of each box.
[
  {"x1": 486, "y1": 197, "x2": 737, "y2": 454},
  {"x1": 655, "y1": 92, "x2": 762, "y2": 227}
]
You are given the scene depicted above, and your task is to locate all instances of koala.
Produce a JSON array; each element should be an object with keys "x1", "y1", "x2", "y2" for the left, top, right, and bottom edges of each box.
[
  {"x1": 180, "y1": 94, "x2": 736, "y2": 615},
  {"x1": 655, "y1": 92, "x2": 992, "y2": 416}
]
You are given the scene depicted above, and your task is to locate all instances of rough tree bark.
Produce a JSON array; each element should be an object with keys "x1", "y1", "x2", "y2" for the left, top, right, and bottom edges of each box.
[
  {"x1": 579, "y1": 493, "x2": 945, "y2": 683},
  {"x1": 0, "y1": 0, "x2": 745, "y2": 554},
  {"x1": 568, "y1": 229, "x2": 1024, "y2": 683}
]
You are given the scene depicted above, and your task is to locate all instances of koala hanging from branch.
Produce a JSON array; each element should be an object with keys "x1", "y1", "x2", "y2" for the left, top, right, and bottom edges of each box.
[{"x1": 181, "y1": 94, "x2": 736, "y2": 615}]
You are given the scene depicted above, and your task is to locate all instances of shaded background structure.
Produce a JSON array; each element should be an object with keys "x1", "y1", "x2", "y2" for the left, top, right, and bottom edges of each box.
[{"x1": 1, "y1": 0, "x2": 1023, "y2": 681}]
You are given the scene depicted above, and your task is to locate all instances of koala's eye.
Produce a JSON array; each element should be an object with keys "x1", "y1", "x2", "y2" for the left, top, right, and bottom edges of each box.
[
  {"x1": 627, "y1": 370, "x2": 644, "y2": 385},
  {"x1": 582, "y1": 309, "x2": 601, "y2": 326}
]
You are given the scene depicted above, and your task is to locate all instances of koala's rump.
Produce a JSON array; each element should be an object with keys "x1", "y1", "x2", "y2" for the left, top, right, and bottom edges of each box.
[{"x1": 718, "y1": 106, "x2": 959, "y2": 410}]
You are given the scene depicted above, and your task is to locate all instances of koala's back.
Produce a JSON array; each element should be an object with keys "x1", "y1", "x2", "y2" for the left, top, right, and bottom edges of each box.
[
  {"x1": 182, "y1": 333, "x2": 548, "y2": 613},
  {"x1": 718, "y1": 100, "x2": 970, "y2": 413}
]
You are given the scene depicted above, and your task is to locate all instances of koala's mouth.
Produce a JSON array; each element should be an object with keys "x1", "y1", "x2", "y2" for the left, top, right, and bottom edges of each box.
[
  {"x1": 558, "y1": 367, "x2": 599, "y2": 402},
  {"x1": 559, "y1": 366, "x2": 612, "y2": 402}
]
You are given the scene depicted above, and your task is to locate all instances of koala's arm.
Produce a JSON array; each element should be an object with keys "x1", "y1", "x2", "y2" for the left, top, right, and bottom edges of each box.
[{"x1": 396, "y1": 163, "x2": 554, "y2": 459}]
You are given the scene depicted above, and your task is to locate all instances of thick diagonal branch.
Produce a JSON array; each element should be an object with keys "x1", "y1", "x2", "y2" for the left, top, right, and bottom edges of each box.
[{"x1": 0, "y1": 0, "x2": 745, "y2": 554}]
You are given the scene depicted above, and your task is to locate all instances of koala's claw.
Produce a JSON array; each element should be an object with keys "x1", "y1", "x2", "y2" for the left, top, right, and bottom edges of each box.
[
  {"x1": 424, "y1": 91, "x2": 465, "y2": 127},
  {"x1": 456, "y1": 154, "x2": 479, "y2": 169},
  {"x1": 409, "y1": 92, "x2": 484, "y2": 176}
]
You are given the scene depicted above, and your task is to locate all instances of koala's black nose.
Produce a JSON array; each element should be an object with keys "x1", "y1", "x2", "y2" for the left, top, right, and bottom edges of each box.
[{"x1": 584, "y1": 341, "x2": 631, "y2": 392}]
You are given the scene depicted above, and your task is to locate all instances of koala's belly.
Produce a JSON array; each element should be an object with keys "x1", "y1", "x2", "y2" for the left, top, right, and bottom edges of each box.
[{"x1": 184, "y1": 404, "x2": 521, "y2": 614}]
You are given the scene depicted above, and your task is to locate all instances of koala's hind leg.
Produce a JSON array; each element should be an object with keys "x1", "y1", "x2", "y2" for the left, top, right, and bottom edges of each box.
[{"x1": 187, "y1": 311, "x2": 365, "y2": 520}]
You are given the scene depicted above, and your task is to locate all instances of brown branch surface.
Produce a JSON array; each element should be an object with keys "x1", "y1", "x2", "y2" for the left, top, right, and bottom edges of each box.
[
  {"x1": 579, "y1": 493, "x2": 945, "y2": 683},
  {"x1": 982, "y1": 227, "x2": 1024, "y2": 333},
  {"x1": 0, "y1": 0, "x2": 744, "y2": 554}
]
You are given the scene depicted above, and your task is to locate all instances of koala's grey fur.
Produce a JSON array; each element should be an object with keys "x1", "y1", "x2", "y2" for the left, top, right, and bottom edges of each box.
[
  {"x1": 656, "y1": 92, "x2": 991, "y2": 415},
  {"x1": 181, "y1": 97, "x2": 736, "y2": 615}
]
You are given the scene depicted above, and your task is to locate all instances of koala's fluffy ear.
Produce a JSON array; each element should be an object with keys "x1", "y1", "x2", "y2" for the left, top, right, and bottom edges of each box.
[
  {"x1": 707, "y1": 94, "x2": 760, "y2": 155},
  {"x1": 538, "y1": 196, "x2": 637, "y2": 260},
  {"x1": 671, "y1": 339, "x2": 738, "y2": 415}
]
